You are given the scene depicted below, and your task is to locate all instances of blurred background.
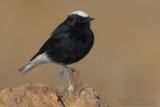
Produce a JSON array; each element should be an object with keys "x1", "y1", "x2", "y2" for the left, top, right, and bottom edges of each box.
[{"x1": 0, "y1": 0, "x2": 160, "y2": 106}]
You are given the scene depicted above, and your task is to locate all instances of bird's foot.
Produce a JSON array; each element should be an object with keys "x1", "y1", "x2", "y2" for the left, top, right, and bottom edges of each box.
[
  {"x1": 67, "y1": 67, "x2": 79, "y2": 74},
  {"x1": 60, "y1": 64, "x2": 79, "y2": 74}
]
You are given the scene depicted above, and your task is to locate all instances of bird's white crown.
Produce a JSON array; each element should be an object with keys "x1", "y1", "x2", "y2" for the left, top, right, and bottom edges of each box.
[{"x1": 69, "y1": 11, "x2": 89, "y2": 18}]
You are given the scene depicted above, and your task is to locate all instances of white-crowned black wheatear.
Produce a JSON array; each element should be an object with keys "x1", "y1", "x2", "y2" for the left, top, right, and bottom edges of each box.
[{"x1": 19, "y1": 11, "x2": 95, "y2": 74}]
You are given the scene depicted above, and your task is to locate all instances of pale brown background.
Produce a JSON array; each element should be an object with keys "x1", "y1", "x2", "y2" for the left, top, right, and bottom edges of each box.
[{"x1": 0, "y1": 0, "x2": 160, "y2": 107}]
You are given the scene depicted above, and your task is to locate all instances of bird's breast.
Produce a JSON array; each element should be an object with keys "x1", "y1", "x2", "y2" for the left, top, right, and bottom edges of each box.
[{"x1": 65, "y1": 29, "x2": 94, "y2": 64}]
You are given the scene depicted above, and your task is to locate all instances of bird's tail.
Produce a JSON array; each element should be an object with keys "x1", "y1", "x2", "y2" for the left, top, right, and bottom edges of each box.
[{"x1": 19, "y1": 63, "x2": 36, "y2": 74}]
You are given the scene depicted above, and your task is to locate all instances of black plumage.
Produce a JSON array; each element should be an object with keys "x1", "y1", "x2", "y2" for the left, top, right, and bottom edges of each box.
[{"x1": 19, "y1": 11, "x2": 95, "y2": 74}]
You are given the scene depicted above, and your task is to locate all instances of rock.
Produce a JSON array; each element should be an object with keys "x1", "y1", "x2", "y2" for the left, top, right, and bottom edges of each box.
[{"x1": 0, "y1": 69, "x2": 108, "y2": 107}]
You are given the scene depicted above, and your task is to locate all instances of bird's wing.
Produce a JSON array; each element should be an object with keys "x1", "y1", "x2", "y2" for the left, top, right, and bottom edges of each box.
[{"x1": 30, "y1": 29, "x2": 69, "y2": 61}]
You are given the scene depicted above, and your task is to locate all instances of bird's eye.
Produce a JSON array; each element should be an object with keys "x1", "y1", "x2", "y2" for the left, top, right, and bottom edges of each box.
[{"x1": 76, "y1": 18, "x2": 80, "y2": 22}]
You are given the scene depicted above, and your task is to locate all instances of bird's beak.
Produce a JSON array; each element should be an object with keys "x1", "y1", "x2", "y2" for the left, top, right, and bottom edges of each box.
[
  {"x1": 88, "y1": 17, "x2": 95, "y2": 21},
  {"x1": 86, "y1": 17, "x2": 95, "y2": 22}
]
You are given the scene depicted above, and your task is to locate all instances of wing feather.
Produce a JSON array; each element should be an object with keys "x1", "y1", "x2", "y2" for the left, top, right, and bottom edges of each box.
[{"x1": 30, "y1": 25, "x2": 70, "y2": 61}]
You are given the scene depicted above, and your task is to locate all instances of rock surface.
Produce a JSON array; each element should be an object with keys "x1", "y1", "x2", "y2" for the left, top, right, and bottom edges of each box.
[{"x1": 0, "y1": 69, "x2": 108, "y2": 107}]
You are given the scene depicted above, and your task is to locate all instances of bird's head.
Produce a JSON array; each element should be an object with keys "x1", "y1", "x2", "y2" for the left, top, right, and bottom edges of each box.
[{"x1": 65, "y1": 11, "x2": 95, "y2": 27}]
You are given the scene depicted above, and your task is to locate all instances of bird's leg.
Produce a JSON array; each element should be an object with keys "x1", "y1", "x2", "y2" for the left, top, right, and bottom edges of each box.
[
  {"x1": 60, "y1": 64, "x2": 68, "y2": 69},
  {"x1": 60, "y1": 64, "x2": 79, "y2": 74}
]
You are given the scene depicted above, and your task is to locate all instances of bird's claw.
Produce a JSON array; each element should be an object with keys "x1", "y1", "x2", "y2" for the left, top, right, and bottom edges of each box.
[{"x1": 67, "y1": 67, "x2": 79, "y2": 74}]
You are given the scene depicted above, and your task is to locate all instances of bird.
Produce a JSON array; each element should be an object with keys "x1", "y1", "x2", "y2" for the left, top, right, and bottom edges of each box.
[{"x1": 19, "y1": 11, "x2": 95, "y2": 74}]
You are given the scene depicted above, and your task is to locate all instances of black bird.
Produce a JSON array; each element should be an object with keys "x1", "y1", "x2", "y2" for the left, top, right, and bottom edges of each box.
[{"x1": 19, "y1": 11, "x2": 95, "y2": 74}]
